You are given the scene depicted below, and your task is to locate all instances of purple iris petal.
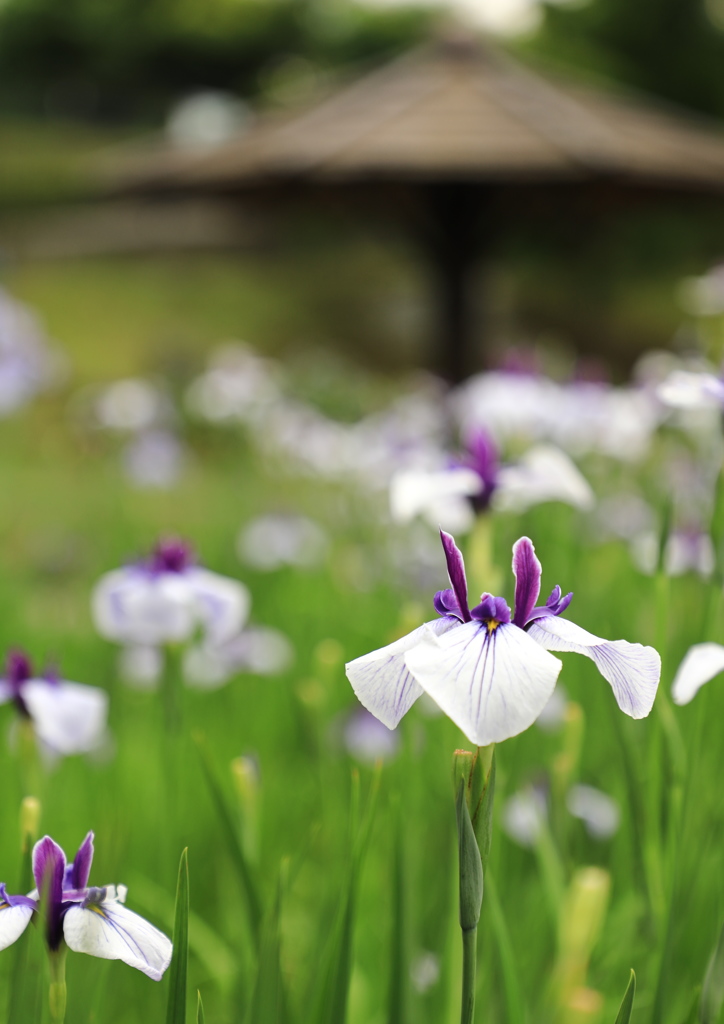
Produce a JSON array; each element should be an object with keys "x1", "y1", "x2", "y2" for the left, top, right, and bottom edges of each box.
[
  {"x1": 0, "y1": 883, "x2": 36, "y2": 910},
  {"x1": 434, "y1": 588, "x2": 465, "y2": 619},
  {"x1": 512, "y1": 537, "x2": 542, "y2": 628},
  {"x1": 464, "y1": 428, "x2": 499, "y2": 510},
  {"x1": 3, "y1": 649, "x2": 32, "y2": 716},
  {"x1": 149, "y1": 539, "x2": 194, "y2": 574},
  {"x1": 32, "y1": 836, "x2": 66, "y2": 950},
  {"x1": 439, "y1": 530, "x2": 471, "y2": 623},
  {"x1": 65, "y1": 832, "x2": 94, "y2": 891},
  {"x1": 526, "y1": 586, "x2": 574, "y2": 624},
  {"x1": 470, "y1": 594, "x2": 512, "y2": 624}
]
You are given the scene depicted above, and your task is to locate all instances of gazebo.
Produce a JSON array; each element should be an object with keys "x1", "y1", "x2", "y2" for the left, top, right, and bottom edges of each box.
[{"x1": 113, "y1": 33, "x2": 724, "y2": 380}]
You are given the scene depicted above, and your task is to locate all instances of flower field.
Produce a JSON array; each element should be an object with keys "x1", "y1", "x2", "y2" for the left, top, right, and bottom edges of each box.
[{"x1": 0, "y1": 252, "x2": 723, "y2": 1024}]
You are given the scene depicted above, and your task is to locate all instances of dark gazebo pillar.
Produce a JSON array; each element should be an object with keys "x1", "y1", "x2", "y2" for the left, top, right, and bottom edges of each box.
[{"x1": 424, "y1": 181, "x2": 483, "y2": 383}]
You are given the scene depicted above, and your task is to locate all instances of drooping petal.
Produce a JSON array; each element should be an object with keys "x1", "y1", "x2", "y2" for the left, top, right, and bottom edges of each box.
[
  {"x1": 91, "y1": 569, "x2": 196, "y2": 646},
  {"x1": 404, "y1": 620, "x2": 562, "y2": 746},
  {"x1": 512, "y1": 537, "x2": 541, "y2": 628},
  {"x1": 66, "y1": 832, "x2": 94, "y2": 891},
  {"x1": 63, "y1": 886, "x2": 172, "y2": 981},
  {"x1": 22, "y1": 680, "x2": 108, "y2": 756},
  {"x1": 440, "y1": 530, "x2": 471, "y2": 622},
  {"x1": 671, "y1": 642, "x2": 724, "y2": 706},
  {"x1": 0, "y1": 681, "x2": 11, "y2": 705},
  {"x1": 527, "y1": 616, "x2": 660, "y2": 719},
  {"x1": 186, "y1": 568, "x2": 251, "y2": 645},
  {"x1": 0, "y1": 896, "x2": 33, "y2": 951},
  {"x1": 494, "y1": 445, "x2": 595, "y2": 513},
  {"x1": 345, "y1": 617, "x2": 458, "y2": 730}
]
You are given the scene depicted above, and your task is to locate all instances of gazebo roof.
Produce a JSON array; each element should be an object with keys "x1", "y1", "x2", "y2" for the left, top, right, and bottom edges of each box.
[{"x1": 114, "y1": 34, "x2": 724, "y2": 194}]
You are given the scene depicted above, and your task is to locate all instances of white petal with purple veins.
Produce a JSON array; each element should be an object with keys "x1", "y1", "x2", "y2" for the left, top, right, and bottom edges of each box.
[
  {"x1": 527, "y1": 616, "x2": 660, "y2": 719},
  {"x1": 186, "y1": 568, "x2": 250, "y2": 645},
  {"x1": 63, "y1": 887, "x2": 172, "y2": 981},
  {"x1": 671, "y1": 642, "x2": 724, "y2": 705},
  {"x1": 404, "y1": 621, "x2": 562, "y2": 745},
  {"x1": 345, "y1": 617, "x2": 458, "y2": 730},
  {"x1": 495, "y1": 445, "x2": 594, "y2": 513},
  {"x1": 23, "y1": 680, "x2": 109, "y2": 755},
  {"x1": 0, "y1": 902, "x2": 33, "y2": 950}
]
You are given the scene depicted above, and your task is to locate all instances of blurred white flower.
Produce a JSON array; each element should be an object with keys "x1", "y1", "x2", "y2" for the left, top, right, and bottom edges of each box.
[
  {"x1": 183, "y1": 626, "x2": 294, "y2": 690},
  {"x1": 342, "y1": 707, "x2": 400, "y2": 764},
  {"x1": 672, "y1": 642, "x2": 724, "y2": 705},
  {"x1": 678, "y1": 263, "x2": 724, "y2": 316},
  {"x1": 566, "y1": 784, "x2": 620, "y2": 840},
  {"x1": 0, "y1": 287, "x2": 62, "y2": 414},
  {"x1": 92, "y1": 539, "x2": 250, "y2": 648},
  {"x1": 656, "y1": 370, "x2": 724, "y2": 411},
  {"x1": 95, "y1": 378, "x2": 168, "y2": 432},
  {"x1": 237, "y1": 514, "x2": 328, "y2": 571},
  {"x1": 123, "y1": 429, "x2": 185, "y2": 489},
  {"x1": 410, "y1": 951, "x2": 441, "y2": 994},
  {"x1": 186, "y1": 343, "x2": 282, "y2": 425},
  {"x1": 501, "y1": 787, "x2": 547, "y2": 848}
]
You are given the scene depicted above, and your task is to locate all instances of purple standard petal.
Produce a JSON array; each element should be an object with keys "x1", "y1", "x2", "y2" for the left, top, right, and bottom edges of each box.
[
  {"x1": 512, "y1": 537, "x2": 542, "y2": 628},
  {"x1": 32, "y1": 835, "x2": 66, "y2": 950},
  {"x1": 464, "y1": 428, "x2": 499, "y2": 509},
  {"x1": 439, "y1": 530, "x2": 471, "y2": 623},
  {"x1": 65, "y1": 832, "x2": 94, "y2": 891},
  {"x1": 527, "y1": 616, "x2": 660, "y2": 718}
]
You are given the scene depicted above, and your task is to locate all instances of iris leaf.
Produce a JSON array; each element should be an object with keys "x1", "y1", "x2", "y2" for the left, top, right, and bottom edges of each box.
[
  {"x1": 166, "y1": 848, "x2": 189, "y2": 1024},
  {"x1": 194, "y1": 731, "x2": 262, "y2": 945},
  {"x1": 196, "y1": 991, "x2": 205, "y2": 1024},
  {"x1": 613, "y1": 970, "x2": 636, "y2": 1024},
  {"x1": 701, "y1": 922, "x2": 724, "y2": 1024},
  {"x1": 387, "y1": 807, "x2": 406, "y2": 1024},
  {"x1": 484, "y1": 871, "x2": 526, "y2": 1024},
  {"x1": 244, "y1": 864, "x2": 289, "y2": 1024}
]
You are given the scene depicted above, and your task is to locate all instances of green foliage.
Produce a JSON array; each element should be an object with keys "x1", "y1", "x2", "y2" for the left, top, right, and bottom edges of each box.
[
  {"x1": 166, "y1": 848, "x2": 190, "y2": 1024},
  {"x1": 613, "y1": 970, "x2": 636, "y2": 1024}
]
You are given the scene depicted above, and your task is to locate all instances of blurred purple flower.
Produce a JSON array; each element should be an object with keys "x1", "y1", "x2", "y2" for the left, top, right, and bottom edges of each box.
[
  {"x1": 92, "y1": 538, "x2": 250, "y2": 648},
  {"x1": 0, "y1": 650, "x2": 107, "y2": 756}
]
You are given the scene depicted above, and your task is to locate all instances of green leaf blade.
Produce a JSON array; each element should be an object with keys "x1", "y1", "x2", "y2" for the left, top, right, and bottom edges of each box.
[
  {"x1": 166, "y1": 848, "x2": 190, "y2": 1024},
  {"x1": 614, "y1": 970, "x2": 636, "y2": 1024}
]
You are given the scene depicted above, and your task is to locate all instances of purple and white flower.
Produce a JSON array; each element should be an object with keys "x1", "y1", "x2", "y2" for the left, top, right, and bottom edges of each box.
[
  {"x1": 92, "y1": 539, "x2": 250, "y2": 648},
  {"x1": 389, "y1": 428, "x2": 593, "y2": 533},
  {"x1": 0, "y1": 651, "x2": 108, "y2": 756},
  {"x1": 0, "y1": 832, "x2": 172, "y2": 980},
  {"x1": 346, "y1": 531, "x2": 660, "y2": 745}
]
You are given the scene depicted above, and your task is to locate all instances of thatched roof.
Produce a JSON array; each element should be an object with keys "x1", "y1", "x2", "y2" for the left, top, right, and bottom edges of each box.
[{"x1": 113, "y1": 34, "x2": 724, "y2": 194}]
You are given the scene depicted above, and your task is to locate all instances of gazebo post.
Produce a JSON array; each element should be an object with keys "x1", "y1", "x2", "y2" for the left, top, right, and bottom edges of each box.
[{"x1": 425, "y1": 181, "x2": 481, "y2": 383}]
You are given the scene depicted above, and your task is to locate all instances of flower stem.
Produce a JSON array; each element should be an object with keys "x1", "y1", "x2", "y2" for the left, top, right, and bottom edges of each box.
[
  {"x1": 461, "y1": 926, "x2": 478, "y2": 1024},
  {"x1": 48, "y1": 949, "x2": 67, "y2": 1024}
]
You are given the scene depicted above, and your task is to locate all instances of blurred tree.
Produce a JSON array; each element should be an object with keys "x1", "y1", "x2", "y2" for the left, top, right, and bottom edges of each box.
[
  {"x1": 0, "y1": 0, "x2": 435, "y2": 122},
  {"x1": 527, "y1": 0, "x2": 724, "y2": 118}
]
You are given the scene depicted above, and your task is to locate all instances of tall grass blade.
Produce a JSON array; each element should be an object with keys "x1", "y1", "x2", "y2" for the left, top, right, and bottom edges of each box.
[
  {"x1": 166, "y1": 848, "x2": 189, "y2": 1024},
  {"x1": 244, "y1": 866, "x2": 288, "y2": 1024},
  {"x1": 613, "y1": 970, "x2": 635, "y2": 1024},
  {"x1": 484, "y1": 871, "x2": 526, "y2": 1024},
  {"x1": 387, "y1": 810, "x2": 406, "y2": 1024},
  {"x1": 700, "y1": 922, "x2": 724, "y2": 1024},
  {"x1": 194, "y1": 732, "x2": 262, "y2": 943},
  {"x1": 196, "y1": 991, "x2": 205, "y2": 1024},
  {"x1": 315, "y1": 767, "x2": 381, "y2": 1024}
]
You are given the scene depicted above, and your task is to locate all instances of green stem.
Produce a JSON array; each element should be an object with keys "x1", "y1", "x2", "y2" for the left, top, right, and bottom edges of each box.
[
  {"x1": 49, "y1": 949, "x2": 67, "y2": 1024},
  {"x1": 460, "y1": 927, "x2": 477, "y2": 1024}
]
